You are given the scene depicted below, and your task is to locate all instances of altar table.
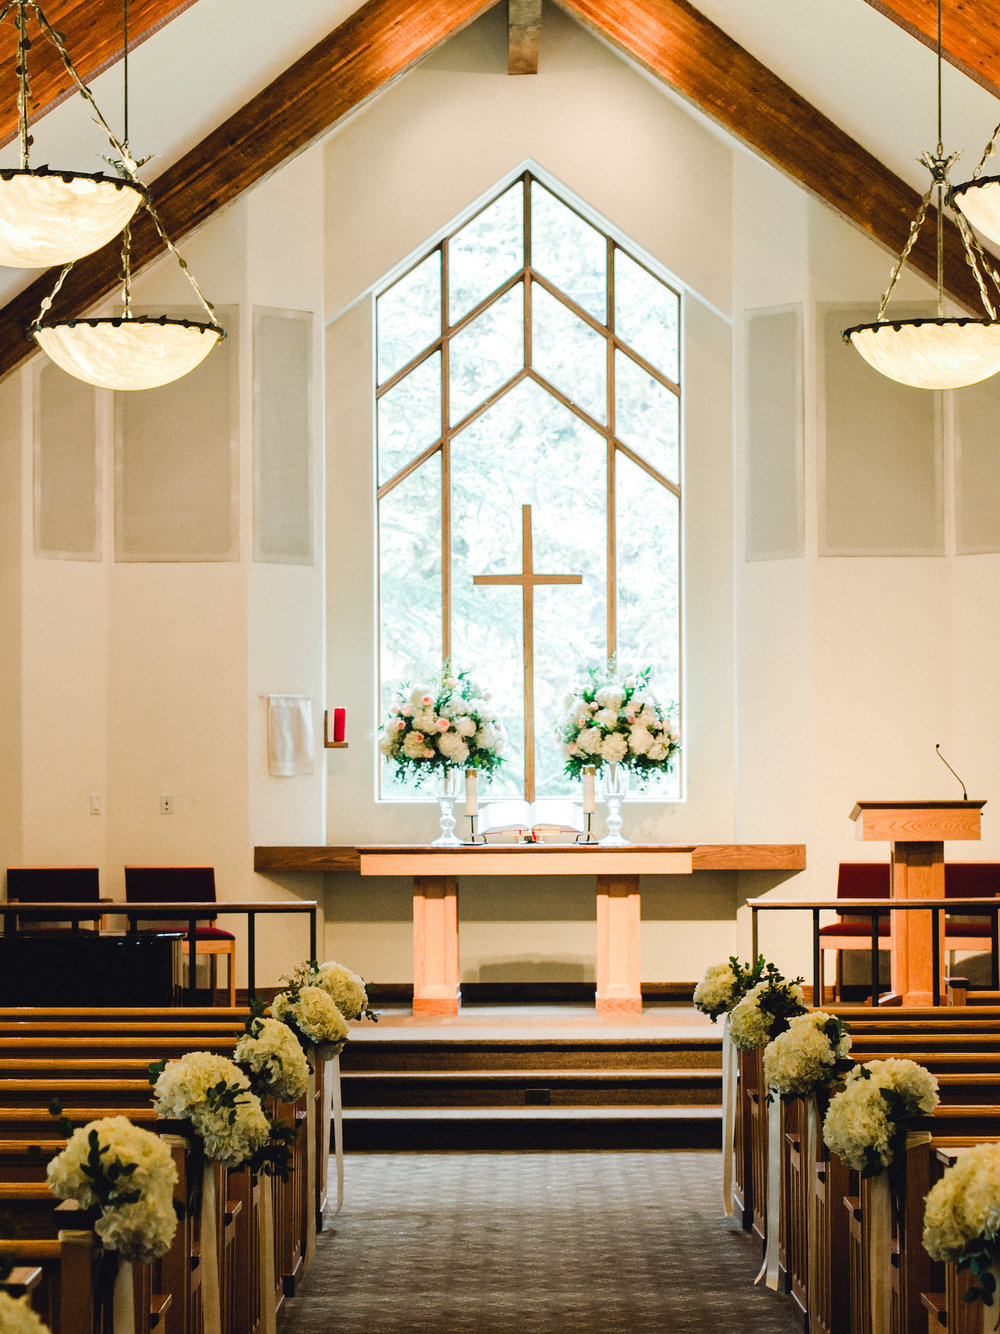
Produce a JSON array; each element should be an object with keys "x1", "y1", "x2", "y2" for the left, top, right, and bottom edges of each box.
[{"x1": 255, "y1": 843, "x2": 806, "y2": 1016}]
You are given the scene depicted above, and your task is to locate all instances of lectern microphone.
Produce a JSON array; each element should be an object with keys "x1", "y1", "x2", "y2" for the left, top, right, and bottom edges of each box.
[{"x1": 935, "y1": 743, "x2": 968, "y2": 801}]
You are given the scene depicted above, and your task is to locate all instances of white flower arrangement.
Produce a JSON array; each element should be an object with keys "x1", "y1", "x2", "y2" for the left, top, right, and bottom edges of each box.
[
  {"x1": 728, "y1": 967, "x2": 806, "y2": 1051},
  {"x1": 558, "y1": 660, "x2": 679, "y2": 781},
  {"x1": 289, "y1": 959, "x2": 377, "y2": 1023},
  {"x1": 823, "y1": 1058, "x2": 939, "y2": 1176},
  {"x1": 693, "y1": 956, "x2": 762, "y2": 1021},
  {"x1": 234, "y1": 1016, "x2": 310, "y2": 1103},
  {"x1": 763, "y1": 1011, "x2": 852, "y2": 1099},
  {"x1": 272, "y1": 984, "x2": 350, "y2": 1060},
  {"x1": 0, "y1": 1293, "x2": 51, "y2": 1334},
  {"x1": 923, "y1": 1142, "x2": 1000, "y2": 1306},
  {"x1": 152, "y1": 1051, "x2": 271, "y2": 1168},
  {"x1": 378, "y1": 665, "x2": 505, "y2": 785},
  {"x1": 45, "y1": 1116, "x2": 178, "y2": 1263}
]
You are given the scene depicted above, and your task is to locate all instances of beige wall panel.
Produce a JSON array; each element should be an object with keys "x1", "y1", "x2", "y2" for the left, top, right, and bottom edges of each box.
[
  {"x1": 745, "y1": 306, "x2": 803, "y2": 561},
  {"x1": 955, "y1": 374, "x2": 1000, "y2": 554},
  {"x1": 34, "y1": 363, "x2": 100, "y2": 560}
]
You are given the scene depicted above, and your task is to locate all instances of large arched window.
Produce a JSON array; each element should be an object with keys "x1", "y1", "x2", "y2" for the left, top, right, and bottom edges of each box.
[{"x1": 376, "y1": 170, "x2": 681, "y2": 801}]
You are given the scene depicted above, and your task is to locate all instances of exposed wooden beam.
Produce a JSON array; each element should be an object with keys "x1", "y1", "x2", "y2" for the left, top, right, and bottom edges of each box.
[
  {"x1": 0, "y1": 0, "x2": 200, "y2": 148},
  {"x1": 508, "y1": 0, "x2": 541, "y2": 74},
  {"x1": 556, "y1": 0, "x2": 981, "y2": 313},
  {"x1": 0, "y1": 0, "x2": 497, "y2": 381},
  {"x1": 862, "y1": 0, "x2": 1000, "y2": 102}
]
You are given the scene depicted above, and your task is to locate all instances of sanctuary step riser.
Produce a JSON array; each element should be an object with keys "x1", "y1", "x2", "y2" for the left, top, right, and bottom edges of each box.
[
  {"x1": 340, "y1": 1040, "x2": 722, "y2": 1073},
  {"x1": 341, "y1": 1072, "x2": 722, "y2": 1109},
  {"x1": 342, "y1": 1115, "x2": 722, "y2": 1153}
]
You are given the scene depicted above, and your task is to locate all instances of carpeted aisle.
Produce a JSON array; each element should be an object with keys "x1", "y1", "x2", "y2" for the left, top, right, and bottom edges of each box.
[{"x1": 280, "y1": 1151, "x2": 803, "y2": 1334}]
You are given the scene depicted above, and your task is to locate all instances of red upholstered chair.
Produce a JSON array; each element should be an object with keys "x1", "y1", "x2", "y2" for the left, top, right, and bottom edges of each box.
[
  {"x1": 123, "y1": 865, "x2": 236, "y2": 1005},
  {"x1": 5, "y1": 866, "x2": 107, "y2": 931},
  {"x1": 819, "y1": 862, "x2": 1000, "y2": 998}
]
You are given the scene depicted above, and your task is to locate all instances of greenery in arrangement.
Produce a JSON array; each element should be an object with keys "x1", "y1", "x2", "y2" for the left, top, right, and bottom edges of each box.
[
  {"x1": 558, "y1": 660, "x2": 679, "y2": 781},
  {"x1": 150, "y1": 1051, "x2": 271, "y2": 1170},
  {"x1": 923, "y1": 1141, "x2": 1000, "y2": 1306},
  {"x1": 728, "y1": 963, "x2": 807, "y2": 1051},
  {"x1": 693, "y1": 954, "x2": 769, "y2": 1021},
  {"x1": 289, "y1": 959, "x2": 379, "y2": 1023},
  {"x1": 271, "y1": 984, "x2": 350, "y2": 1062},
  {"x1": 378, "y1": 664, "x2": 505, "y2": 785},
  {"x1": 823, "y1": 1058, "x2": 939, "y2": 1176},
  {"x1": 763, "y1": 1011, "x2": 852, "y2": 1100}
]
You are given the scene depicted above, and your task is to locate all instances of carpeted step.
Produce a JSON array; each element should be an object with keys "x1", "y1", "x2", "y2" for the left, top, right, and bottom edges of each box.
[{"x1": 341, "y1": 1067, "x2": 722, "y2": 1108}]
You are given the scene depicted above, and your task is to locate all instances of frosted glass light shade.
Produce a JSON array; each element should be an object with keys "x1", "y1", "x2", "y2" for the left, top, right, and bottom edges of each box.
[
  {"x1": 33, "y1": 317, "x2": 224, "y2": 391},
  {"x1": 843, "y1": 318, "x2": 1000, "y2": 390},
  {"x1": 0, "y1": 168, "x2": 144, "y2": 268},
  {"x1": 950, "y1": 176, "x2": 1000, "y2": 248}
]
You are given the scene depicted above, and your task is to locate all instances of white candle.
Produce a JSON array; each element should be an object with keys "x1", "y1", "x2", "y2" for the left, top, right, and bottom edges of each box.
[
  {"x1": 465, "y1": 767, "x2": 479, "y2": 816},
  {"x1": 582, "y1": 766, "x2": 596, "y2": 814}
]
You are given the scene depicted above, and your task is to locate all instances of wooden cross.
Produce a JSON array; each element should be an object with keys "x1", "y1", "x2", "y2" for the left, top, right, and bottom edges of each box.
[{"x1": 474, "y1": 503, "x2": 582, "y2": 801}]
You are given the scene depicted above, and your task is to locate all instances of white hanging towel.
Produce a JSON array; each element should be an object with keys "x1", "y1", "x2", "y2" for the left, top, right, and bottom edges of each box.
[{"x1": 267, "y1": 695, "x2": 315, "y2": 776}]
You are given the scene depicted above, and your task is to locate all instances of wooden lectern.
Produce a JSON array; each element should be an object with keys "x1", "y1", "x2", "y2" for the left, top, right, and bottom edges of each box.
[{"x1": 850, "y1": 800, "x2": 986, "y2": 1004}]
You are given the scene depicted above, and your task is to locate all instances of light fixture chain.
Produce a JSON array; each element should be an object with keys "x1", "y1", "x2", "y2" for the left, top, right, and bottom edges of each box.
[
  {"x1": 973, "y1": 120, "x2": 1000, "y2": 179},
  {"x1": 954, "y1": 212, "x2": 1000, "y2": 319},
  {"x1": 29, "y1": 0, "x2": 139, "y2": 177},
  {"x1": 876, "y1": 184, "x2": 934, "y2": 321},
  {"x1": 139, "y1": 197, "x2": 222, "y2": 327},
  {"x1": 15, "y1": 0, "x2": 31, "y2": 168},
  {"x1": 34, "y1": 261, "x2": 74, "y2": 323},
  {"x1": 120, "y1": 223, "x2": 132, "y2": 318}
]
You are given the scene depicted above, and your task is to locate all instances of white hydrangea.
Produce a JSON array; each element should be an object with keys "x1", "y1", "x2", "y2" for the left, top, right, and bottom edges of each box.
[
  {"x1": 453, "y1": 715, "x2": 476, "y2": 737},
  {"x1": 600, "y1": 732, "x2": 628, "y2": 762},
  {"x1": 693, "y1": 962, "x2": 740, "y2": 1019},
  {"x1": 438, "y1": 730, "x2": 470, "y2": 764},
  {"x1": 579, "y1": 726, "x2": 603, "y2": 755},
  {"x1": 273, "y1": 985, "x2": 350, "y2": 1059},
  {"x1": 823, "y1": 1059, "x2": 939, "y2": 1173},
  {"x1": 763, "y1": 1011, "x2": 852, "y2": 1097},
  {"x1": 730, "y1": 978, "x2": 806, "y2": 1051},
  {"x1": 595, "y1": 685, "x2": 625, "y2": 710},
  {"x1": 306, "y1": 960, "x2": 371, "y2": 1021},
  {"x1": 46, "y1": 1116, "x2": 178, "y2": 1262},
  {"x1": 235, "y1": 1017, "x2": 310, "y2": 1102},
  {"x1": 152, "y1": 1051, "x2": 270, "y2": 1168},
  {"x1": 923, "y1": 1142, "x2": 1000, "y2": 1262},
  {"x1": 628, "y1": 725, "x2": 653, "y2": 755},
  {"x1": 0, "y1": 1294, "x2": 51, "y2": 1334},
  {"x1": 594, "y1": 708, "x2": 619, "y2": 729}
]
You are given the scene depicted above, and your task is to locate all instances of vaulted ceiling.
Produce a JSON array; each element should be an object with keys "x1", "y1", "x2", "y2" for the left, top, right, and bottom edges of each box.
[{"x1": 1, "y1": 0, "x2": 998, "y2": 380}]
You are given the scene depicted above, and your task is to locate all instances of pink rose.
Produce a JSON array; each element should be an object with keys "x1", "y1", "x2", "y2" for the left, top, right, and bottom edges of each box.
[
  {"x1": 413, "y1": 732, "x2": 424, "y2": 742},
  {"x1": 437, "y1": 719, "x2": 450, "y2": 732}
]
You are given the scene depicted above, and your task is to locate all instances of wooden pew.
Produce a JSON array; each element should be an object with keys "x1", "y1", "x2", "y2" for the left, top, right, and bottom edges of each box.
[{"x1": 0, "y1": 1233, "x2": 104, "y2": 1334}]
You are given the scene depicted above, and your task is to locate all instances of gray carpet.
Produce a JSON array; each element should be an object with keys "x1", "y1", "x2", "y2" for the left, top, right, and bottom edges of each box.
[{"x1": 280, "y1": 1152, "x2": 803, "y2": 1333}]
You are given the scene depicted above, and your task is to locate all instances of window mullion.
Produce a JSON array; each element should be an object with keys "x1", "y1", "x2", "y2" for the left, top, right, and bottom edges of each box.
[
  {"x1": 607, "y1": 235, "x2": 616, "y2": 660},
  {"x1": 441, "y1": 240, "x2": 452, "y2": 665}
]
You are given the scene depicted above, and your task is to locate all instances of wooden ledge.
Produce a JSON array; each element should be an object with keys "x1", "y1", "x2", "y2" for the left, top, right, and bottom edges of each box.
[{"x1": 253, "y1": 843, "x2": 805, "y2": 874}]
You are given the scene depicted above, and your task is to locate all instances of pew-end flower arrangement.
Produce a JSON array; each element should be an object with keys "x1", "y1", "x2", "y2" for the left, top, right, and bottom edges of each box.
[
  {"x1": 378, "y1": 664, "x2": 506, "y2": 785},
  {"x1": 923, "y1": 1141, "x2": 1000, "y2": 1307},
  {"x1": 0, "y1": 1293, "x2": 53, "y2": 1334},
  {"x1": 151, "y1": 1050, "x2": 271, "y2": 1169},
  {"x1": 558, "y1": 659, "x2": 679, "y2": 779},
  {"x1": 289, "y1": 959, "x2": 379, "y2": 1024},
  {"x1": 728, "y1": 963, "x2": 807, "y2": 1050},
  {"x1": 823, "y1": 1058, "x2": 939, "y2": 1175},
  {"x1": 763, "y1": 1011, "x2": 852, "y2": 1100},
  {"x1": 693, "y1": 955, "x2": 765, "y2": 1021},
  {"x1": 234, "y1": 1010, "x2": 310, "y2": 1104},
  {"x1": 271, "y1": 983, "x2": 350, "y2": 1061},
  {"x1": 45, "y1": 1115, "x2": 178, "y2": 1262}
]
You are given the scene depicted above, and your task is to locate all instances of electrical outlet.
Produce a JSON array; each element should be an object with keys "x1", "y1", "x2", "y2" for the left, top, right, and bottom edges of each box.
[
  {"x1": 160, "y1": 794, "x2": 174, "y2": 815},
  {"x1": 90, "y1": 793, "x2": 101, "y2": 815}
]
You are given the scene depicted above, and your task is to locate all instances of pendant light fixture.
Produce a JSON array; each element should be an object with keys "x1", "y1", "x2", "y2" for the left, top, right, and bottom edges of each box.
[
  {"x1": 30, "y1": 0, "x2": 225, "y2": 391},
  {"x1": 948, "y1": 117, "x2": 1000, "y2": 249},
  {"x1": 843, "y1": 0, "x2": 1000, "y2": 390},
  {"x1": 0, "y1": 0, "x2": 144, "y2": 268}
]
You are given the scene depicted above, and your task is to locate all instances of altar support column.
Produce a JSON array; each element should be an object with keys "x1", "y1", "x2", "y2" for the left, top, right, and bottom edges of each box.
[
  {"x1": 413, "y1": 875, "x2": 460, "y2": 1015},
  {"x1": 596, "y1": 874, "x2": 641, "y2": 1015}
]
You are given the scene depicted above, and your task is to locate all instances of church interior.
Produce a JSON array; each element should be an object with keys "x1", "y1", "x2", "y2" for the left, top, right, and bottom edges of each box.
[{"x1": 4, "y1": 0, "x2": 1000, "y2": 1330}]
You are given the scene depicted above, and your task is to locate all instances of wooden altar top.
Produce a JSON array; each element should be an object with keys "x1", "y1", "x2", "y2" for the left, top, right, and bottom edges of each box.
[{"x1": 253, "y1": 843, "x2": 806, "y2": 875}]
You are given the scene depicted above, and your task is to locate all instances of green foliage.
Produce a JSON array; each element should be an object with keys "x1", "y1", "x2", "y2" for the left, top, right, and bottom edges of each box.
[
  {"x1": 148, "y1": 1059, "x2": 168, "y2": 1086},
  {"x1": 251, "y1": 1117, "x2": 299, "y2": 1182},
  {"x1": 78, "y1": 1129, "x2": 142, "y2": 1210},
  {"x1": 959, "y1": 1241, "x2": 999, "y2": 1305}
]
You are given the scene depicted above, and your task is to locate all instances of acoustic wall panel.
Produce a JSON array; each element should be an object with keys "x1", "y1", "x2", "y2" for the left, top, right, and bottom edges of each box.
[
  {"x1": 253, "y1": 308, "x2": 314, "y2": 564},
  {"x1": 745, "y1": 305, "x2": 803, "y2": 561},
  {"x1": 115, "y1": 310, "x2": 238, "y2": 562},
  {"x1": 821, "y1": 304, "x2": 941, "y2": 556},
  {"x1": 955, "y1": 374, "x2": 1000, "y2": 554},
  {"x1": 34, "y1": 361, "x2": 100, "y2": 559}
]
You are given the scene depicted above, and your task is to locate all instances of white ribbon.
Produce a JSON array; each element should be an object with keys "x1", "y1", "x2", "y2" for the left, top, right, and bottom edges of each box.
[
  {"x1": 112, "y1": 1258, "x2": 135, "y2": 1334},
  {"x1": 868, "y1": 1170, "x2": 891, "y2": 1334},
  {"x1": 755, "y1": 1089, "x2": 782, "y2": 1290},
  {"x1": 721, "y1": 1015, "x2": 736, "y2": 1217},
  {"x1": 324, "y1": 1055, "x2": 345, "y2": 1216},
  {"x1": 805, "y1": 1097, "x2": 820, "y2": 1315},
  {"x1": 305, "y1": 1068, "x2": 317, "y2": 1269},
  {"x1": 200, "y1": 1162, "x2": 222, "y2": 1334},
  {"x1": 258, "y1": 1173, "x2": 277, "y2": 1334}
]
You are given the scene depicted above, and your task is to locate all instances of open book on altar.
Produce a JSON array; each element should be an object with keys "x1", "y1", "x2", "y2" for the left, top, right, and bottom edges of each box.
[{"x1": 478, "y1": 799, "x2": 585, "y2": 838}]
